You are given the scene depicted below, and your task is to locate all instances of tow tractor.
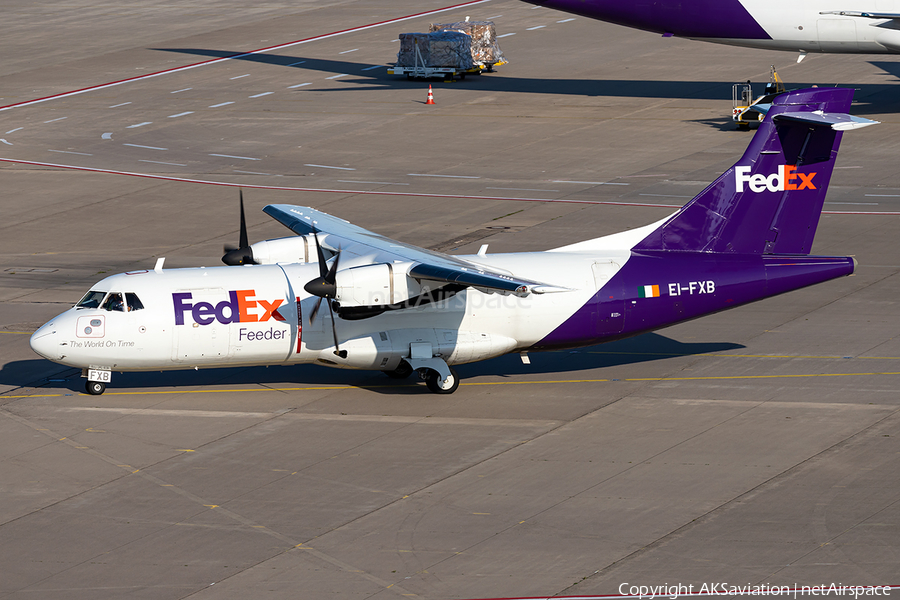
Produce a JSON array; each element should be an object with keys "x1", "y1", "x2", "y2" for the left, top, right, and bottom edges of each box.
[{"x1": 732, "y1": 66, "x2": 786, "y2": 129}]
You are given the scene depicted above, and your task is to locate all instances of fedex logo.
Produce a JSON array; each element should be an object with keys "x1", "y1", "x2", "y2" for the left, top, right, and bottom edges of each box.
[
  {"x1": 173, "y1": 290, "x2": 285, "y2": 326},
  {"x1": 735, "y1": 165, "x2": 816, "y2": 193}
]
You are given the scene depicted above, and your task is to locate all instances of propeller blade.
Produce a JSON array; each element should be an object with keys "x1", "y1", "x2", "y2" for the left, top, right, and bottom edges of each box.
[
  {"x1": 309, "y1": 297, "x2": 322, "y2": 323},
  {"x1": 326, "y1": 299, "x2": 346, "y2": 358},
  {"x1": 238, "y1": 190, "x2": 249, "y2": 250},
  {"x1": 222, "y1": 190, "x2": 257, "y2": 266},
  {"x1": 325, "y1": 245, "x2": 341, "y2": 283},
  {"x1": 312, "y1": 229, "x2": 328, "y2": 279}
]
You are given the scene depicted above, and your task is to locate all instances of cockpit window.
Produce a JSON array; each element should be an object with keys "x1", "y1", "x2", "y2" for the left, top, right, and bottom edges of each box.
[
  {"x1": 102, "y1": 292, "x2": 126, "y2": 312},
  {"x1": 125, "y1": 293, "x2": 144, "y2": 311},
  {"x1": 76, "y1": 290, "x2": 106, "y2": 309}
]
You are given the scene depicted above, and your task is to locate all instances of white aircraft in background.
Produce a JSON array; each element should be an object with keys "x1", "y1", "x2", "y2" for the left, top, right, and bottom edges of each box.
[
  {"x1": 30, "y1": 88, "x2": 876, "y2": 395},
  {"x1": 524, "y1": 0, "x2": 900, "y2": 60}
]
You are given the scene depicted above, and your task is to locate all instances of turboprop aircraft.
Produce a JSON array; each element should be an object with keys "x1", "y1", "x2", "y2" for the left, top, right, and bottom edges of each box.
[
  {"x1": 523, "y1": 0, "x2": 900, "y2": 59},
  {"x1": 30, "y1": 88, "x2": 877, "y2": 395}
]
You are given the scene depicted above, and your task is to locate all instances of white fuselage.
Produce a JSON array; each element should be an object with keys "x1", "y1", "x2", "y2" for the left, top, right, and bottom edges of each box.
[{"x1": 29, "y1": 249, "x2": 629, "y2": 375}]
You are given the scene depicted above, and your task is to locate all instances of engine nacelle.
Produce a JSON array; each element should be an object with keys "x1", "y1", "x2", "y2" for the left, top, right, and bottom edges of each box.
[
  {"x1": 335, "y1": 262, "x2": 425, "y2": 308},
  {"x1": 249, "y1": 237, "x2": 310, "y2": 265}
]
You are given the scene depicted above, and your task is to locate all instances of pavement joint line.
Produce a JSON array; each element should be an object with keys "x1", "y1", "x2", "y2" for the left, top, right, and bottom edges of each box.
[
  {"x1": 5, "y1": 371, "x2": 900, "y2": 399},
  {"x1": 0, "y1": 406, "x2": 413, "y2": 596}
]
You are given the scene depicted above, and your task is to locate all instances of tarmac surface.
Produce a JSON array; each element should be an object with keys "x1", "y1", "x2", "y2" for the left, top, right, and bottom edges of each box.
[{"x1": 2, "y1": 1, "x2": 899, "y2": 598}]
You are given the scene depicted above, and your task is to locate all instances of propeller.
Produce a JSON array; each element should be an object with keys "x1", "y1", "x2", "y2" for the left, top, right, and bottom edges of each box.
[
  {"x1": 304, "y1": 230, "x2": 347, "y2": 358},
  {"x1": 222, "y1": 190, "x2": 258, "y2": 266}
]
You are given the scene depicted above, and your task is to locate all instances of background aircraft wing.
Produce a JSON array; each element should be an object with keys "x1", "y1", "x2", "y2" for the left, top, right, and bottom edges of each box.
[{"x1": 263, "y1": 204, "x2": 567, "y2": 295}]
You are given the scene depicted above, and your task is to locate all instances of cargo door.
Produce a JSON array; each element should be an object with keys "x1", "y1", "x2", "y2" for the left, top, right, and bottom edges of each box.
[{"x1": 173, "y1": 288, "x2": 231, "y2": 363}]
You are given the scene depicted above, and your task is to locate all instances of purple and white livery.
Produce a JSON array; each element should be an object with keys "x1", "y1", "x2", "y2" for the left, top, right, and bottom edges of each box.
[
  {"x1": 31, "y1": 88, "x2": 876, "y2": 395},
  {"x1": 524, "y1": 0, "x2": 900, "y2": 56}
]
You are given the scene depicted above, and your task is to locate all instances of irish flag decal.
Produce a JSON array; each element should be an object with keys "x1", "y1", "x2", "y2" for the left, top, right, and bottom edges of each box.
[{"x1": 639, "y1": 285, "x2": 660, "y2": 298}]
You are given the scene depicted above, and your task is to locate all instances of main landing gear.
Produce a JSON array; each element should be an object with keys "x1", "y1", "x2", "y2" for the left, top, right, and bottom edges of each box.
[{"x1": 382, "y1": 357, "x2": 460, "y2": 394}]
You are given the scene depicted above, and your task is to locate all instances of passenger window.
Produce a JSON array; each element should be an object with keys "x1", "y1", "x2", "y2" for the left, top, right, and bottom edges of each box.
[
  {"x1": 102, "y1": 292, "x2": 126, "y2": 312},
  {"x1": 125, "y1": 293, "x2": 144, "y2": 312}
]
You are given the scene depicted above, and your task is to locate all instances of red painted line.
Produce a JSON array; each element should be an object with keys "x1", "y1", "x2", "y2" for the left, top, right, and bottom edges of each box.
[
  {"x1": 0, "y1": 0, "x2": 491, "y2": 113},
  {"x1": 0, "y1": 157, "x2": 681, "y2": 208},
  {"x1": 4, "y1": 157, "x2": 899, "y2": 214}
]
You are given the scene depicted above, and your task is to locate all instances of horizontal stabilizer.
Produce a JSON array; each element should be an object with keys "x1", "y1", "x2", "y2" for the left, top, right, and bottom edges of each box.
[{"x1": 774, "y1": 110, "x2": 879, "y2": 131}]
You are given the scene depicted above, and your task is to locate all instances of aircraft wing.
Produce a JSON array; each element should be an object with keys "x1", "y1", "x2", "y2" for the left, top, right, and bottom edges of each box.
[{"x1": 263, "y1": 204, "x2": 567, "y2": 295}]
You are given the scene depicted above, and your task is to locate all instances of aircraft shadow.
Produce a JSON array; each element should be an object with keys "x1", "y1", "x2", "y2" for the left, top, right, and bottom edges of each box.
[
  {"x1": 3, "y1": 333, "x2": 743, "y2": 397},
  {"x1": 155, "y1": 48, "x2": 900, "y2": 116}
]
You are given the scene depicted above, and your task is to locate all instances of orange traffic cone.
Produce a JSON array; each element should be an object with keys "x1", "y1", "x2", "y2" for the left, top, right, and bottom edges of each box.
[{"x1": 425, "y1": 85, "x2": 435, "y2": 104}]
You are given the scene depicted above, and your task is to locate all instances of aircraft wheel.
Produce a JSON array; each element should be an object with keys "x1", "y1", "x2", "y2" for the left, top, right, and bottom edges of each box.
[
  {"x1": 383, "y1": 360, "x2": 413, "y2": 379},
  {"x1": 86, "y1": 380, "x2": 106, "y2": 395},
  {"x1": 425, "y1": 367, "x2": 459, "y2": 394}
]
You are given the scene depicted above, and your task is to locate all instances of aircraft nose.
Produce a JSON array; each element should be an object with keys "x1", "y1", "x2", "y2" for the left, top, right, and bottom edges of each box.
[{"x1": 30, "y1": 322, "x2": 60, "y2": 360}]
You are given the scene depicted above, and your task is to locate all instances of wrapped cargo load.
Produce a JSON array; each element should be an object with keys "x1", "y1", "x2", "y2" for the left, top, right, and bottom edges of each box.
[
  {"x1": 395, "y1": 31, "x2": 474, "y2": 69},
  {"x1": 429, "y1": 21, "x2": 505, "y2": 67}
]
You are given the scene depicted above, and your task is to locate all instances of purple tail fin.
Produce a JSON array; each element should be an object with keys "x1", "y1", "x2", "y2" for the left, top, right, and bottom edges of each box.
[{"x1": 634, "y1": 88, "x2": 876, "y2": 255}]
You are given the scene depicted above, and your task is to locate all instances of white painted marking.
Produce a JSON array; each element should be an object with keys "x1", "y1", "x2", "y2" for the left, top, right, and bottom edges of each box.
[
  {"x1": 0, "y1": 139, "x2": 11, "y2": 146},
  {"x1": 339, "y1": 48, "x2": 359, "y2": 54},
  {"x1": 361, "y1": 65, "x2": 385, "y2": 71},
  {"x1": 326, "y1": 74, "x2": 349, "y2": 79},
  {"x1": 210, "y1": 153, "x2": 260, "y2": 161},
  {"x1": 408, "y1": 173, "x2": 479, "y2": 179},
  {"x1": 639, "y1": 193, "x2": 692, "y2": 198},
  {"x1": 337, "y1": 180, "x2": 409, "y2": 185},
  {"x1": 167, "y1": 111, "x2": 194, "y2": 118},
  {"x1": 249, "y1": 92, "x2": 274, "y2": 98},
  {"x1": 230, "y1": 74, "x2": 251, "y2": 80},
  {"x1": 109, "y1": 102, "x2": 131, "y2": 108},
  {"x1": 497, "y1": 33, "x2": 516, "y2": 38},
  {"x1": 824, "y1": 202, "x2": 879, "y2": 205},
  {"x1": 305, "y1": 164, "x2": 355, "y2": 170},
  {"x1": 101, "y1": 132, "x2": 113, "y2": 140},
  {"x1": 487, "y1": 14, "x2": 503, "y2": 19},
  {"x1": 139, "y1": 160, "x2": 186, "y2": 166},
  {"x1": 487, "y1": 187, "x2": 559, "y2": 192},
  {"x1": 557, "y1": 18, "x2": 576, "y2": 23},
  {"x1": 527, "y1": 25, "x2": 546, "y2": 30},
  {"x1": 5, "y1": 127, "x2": 23, "y2": 134},
  {"x1": 865, "y1": 194, "x2": 900, "y2": 197},
  {"x1": 287, "y1": 60, "x2": 307, "y2": 66},
  {"x1": 127, "y1": 122, "x2": 152, "y2": 128},
  {"x1": 288, "y1": 83, "x2": 312, "y2": 89},
  {"x1": 234, "y1": 170, "x2": 274, "y2": 175},
  {"x1": 124, "y1": 143, "x2": 168, "y2": 150},
  {"x1": 209, "y1": 102, "x2": 234, "y2": 108},
  {"x1": 552, "y1": 180, "x2": 629, "y2": 185},
  {"x1": 171, "y1": 88, "x2": 192, "y2": 93},
  {"x1": 0, "y1": 2, "x2": 495, "y2": 113},
  {"x1": 48, "y1": 149, "x2": 92, "y2": 156},
  {"x1": 44, "y1": 117, "x2": 67, "y2": 123}
]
